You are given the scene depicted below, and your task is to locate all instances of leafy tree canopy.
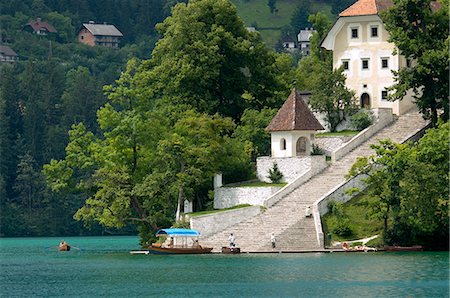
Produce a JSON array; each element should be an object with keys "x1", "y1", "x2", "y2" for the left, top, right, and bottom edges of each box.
[
  {"x1": 137, "y1": 0, "x2": 291, "y2": 120},
  {"x1": 381, "y1": 0, "x2": 449, "y2": 124},
  {"x1": 296, "y1": 13, "x2": 355, "y2": 132},
  {"x1": 347, "y1": 122, "x2": 449, "y2": 249}
]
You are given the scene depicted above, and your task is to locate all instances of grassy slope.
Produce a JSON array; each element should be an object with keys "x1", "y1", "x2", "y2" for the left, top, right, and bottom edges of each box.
[
  {"x1": 322, "y1": 193, "x2": 384, "y2": 243},
  {"x1": 231, "y1": 0, "x2": 333, "y2": 48}
]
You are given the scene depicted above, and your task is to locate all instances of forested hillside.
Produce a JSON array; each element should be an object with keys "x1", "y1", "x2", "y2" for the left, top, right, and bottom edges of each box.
[
  {"x1": 0, "y1": 0, "x2": 179, "y2": 236},
  {"x1": 0, "y1": 0, "x2": 348, "y2": 237}
]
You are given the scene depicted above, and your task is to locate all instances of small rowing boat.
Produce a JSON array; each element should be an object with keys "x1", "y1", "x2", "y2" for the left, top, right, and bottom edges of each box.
[
  {"x1": 147, "y1": 228, "x2": 213, "y2": 255},
  {"x1": 221, "y1": 247, "x2": 241, "y2": 254},
  {"x1": 384, "y1": 245, "x2": 424, "y2": 252}
]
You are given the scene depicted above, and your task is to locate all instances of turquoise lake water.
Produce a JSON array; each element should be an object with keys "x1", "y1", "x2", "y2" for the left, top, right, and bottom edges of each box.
[{"x1": 1, "y1": 236, "x2": 448, "y2": 297}]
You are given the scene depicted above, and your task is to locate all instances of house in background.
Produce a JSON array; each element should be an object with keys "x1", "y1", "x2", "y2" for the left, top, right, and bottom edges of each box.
[
  {"x1": 23, "y1": 18, "x2": 57, "y2": 35},
  {"x1": 320, "y1": 0, "x2": 416, "y2": 115},
  {"x1": 281, "y1": 35, "x2": 297, "y2": 52},
  {"x1": 0, "y1": 45, "x2": 18, "y2": 63},
  {"x1": 77, "y1": 21, "x2": 123, "y2": 48},
  {"x1": 297, "y1": 28, "x2": 316, "y2": 56}
]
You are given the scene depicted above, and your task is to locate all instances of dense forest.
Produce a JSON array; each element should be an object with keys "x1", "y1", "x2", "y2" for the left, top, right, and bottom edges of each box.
[
  {"x1": 0, "y1": 0, "x2": 180, "y2": 236},
  {"x1": 0, "y1": 0, "x2": 447, "y2": 248},
  {"x1": 0, "y1": 0, "x2": 334, "y2": 237}
]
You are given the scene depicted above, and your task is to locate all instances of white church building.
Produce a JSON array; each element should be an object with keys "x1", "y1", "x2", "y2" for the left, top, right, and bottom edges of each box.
[{"x1": 321, "y1": 0, "x2": 415, "y2": 115}]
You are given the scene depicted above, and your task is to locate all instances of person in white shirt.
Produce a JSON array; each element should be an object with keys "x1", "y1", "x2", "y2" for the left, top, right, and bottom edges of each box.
[
  {"x1": 228, "y1": 233, "x2": 235, "y2": 248},
  {"x1": 270, "y1": 233, "x2": 276, "y2": 248},
  {"x1": 305, "y1": 206, "x2": 312, "y2": 217}
]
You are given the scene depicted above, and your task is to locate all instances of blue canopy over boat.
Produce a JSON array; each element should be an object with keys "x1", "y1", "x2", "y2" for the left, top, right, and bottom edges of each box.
[{"x1": 156, "y1": 228, "x2": 200, "y2": 237}]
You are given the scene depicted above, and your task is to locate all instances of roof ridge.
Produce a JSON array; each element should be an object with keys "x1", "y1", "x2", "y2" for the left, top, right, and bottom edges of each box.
[{"x1": 266, "y1": 88, "x2": 324, "y2": 132}]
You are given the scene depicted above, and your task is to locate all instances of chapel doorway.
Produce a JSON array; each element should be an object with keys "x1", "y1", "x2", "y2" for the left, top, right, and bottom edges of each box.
[
  {"x1": 360, "y1": 93, "x2": 370, "y2": 108},
  {"x1": 296, "y1": 137, "x2": 307, "y2": 156}
]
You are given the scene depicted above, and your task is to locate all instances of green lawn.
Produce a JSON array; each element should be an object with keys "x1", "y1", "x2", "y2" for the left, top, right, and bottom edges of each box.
[
  {"x1": 231, "y1": 0, "x2": 333, "y2": 48},
  {"x1": 316, "y1": 130, "x2": 360, "y2": 138},
  {"x1": 322, "y1": 193, "x2": 383, "y2": 244}
]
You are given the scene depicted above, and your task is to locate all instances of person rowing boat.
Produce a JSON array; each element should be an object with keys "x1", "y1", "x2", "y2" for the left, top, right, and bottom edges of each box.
[{"x1": 58, "y1": 240, "x2": 71, "y2": 251}]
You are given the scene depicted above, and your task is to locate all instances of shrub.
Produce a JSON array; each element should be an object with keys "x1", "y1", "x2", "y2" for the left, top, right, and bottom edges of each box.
[
  {"x1": 351, "y1": 108, "x2": 374, "y2": 130},
  {"x1": 311, "y1": 144, "x2": 325, "y2": 155},
  {"x1": 332, "y1": 219, "x2": 353, "y2": 237},
  {"x1": 268, "y1": 162, "x2": 283, "y2": 183},
  {"x1": 328, "y1": 200, "x2": 345, "y2": 218}
]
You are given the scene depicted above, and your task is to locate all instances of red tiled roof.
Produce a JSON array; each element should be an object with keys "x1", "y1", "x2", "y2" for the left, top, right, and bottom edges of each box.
[
  {"x1": 339, "y1": 0, "x2": 393, "y2": 17},
  {"x1": 266, "y1": 88, "x2": 324, "y2": 132},
  {"x1": 24, "y1": 19, "x2": 57, "y2": 33},
  {"x1": 339, "y1": 0, "x2": 440, "y2": 17}
]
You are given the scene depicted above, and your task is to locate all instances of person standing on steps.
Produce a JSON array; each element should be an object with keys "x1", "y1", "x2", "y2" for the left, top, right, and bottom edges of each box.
[
  {"x1": 228, "y1": 233, "x2": 235, "y2": 249},
  {"x1": 305, "y1": 206, "x2": 312, "y2": 218},
  {"x1": 271, "y1": 232, "x2": 276, "y2": 249}
]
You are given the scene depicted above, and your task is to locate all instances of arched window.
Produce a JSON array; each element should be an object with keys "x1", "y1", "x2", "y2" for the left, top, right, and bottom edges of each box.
[
  {"x1": 280, "y1": 138, "x2": 286, "y2": 150},
  {"x1": 296, "y1": 137, "x2": 307, "y2": 155}
]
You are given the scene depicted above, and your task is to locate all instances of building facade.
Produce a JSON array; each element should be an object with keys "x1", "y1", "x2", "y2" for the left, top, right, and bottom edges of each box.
[
  {"x1": 23, "y1": 18, "x2": 57, "y2": 35},
  {"x1": 297, "y1": 28, "x2": 316, "y2": 56},
  {"x1": 77, "y1": 22, "x2": 123, "y2": 48},
  {"x1": 0, "y1": 45, "x2": 18, "y2": 63},
  {"x1": 321, "y1": 0, "x2": 415, "y2": 115}
]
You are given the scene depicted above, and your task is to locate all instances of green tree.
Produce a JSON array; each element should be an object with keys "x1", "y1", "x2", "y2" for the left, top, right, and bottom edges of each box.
[
  {"x1": 14, "y1": 153, "x2": 44, "y2": 211},
  {"x1": 310, "y1": 65, "x2": 356, "y2": 132},
  {"x1": 268, "y1": 0, "x2": 278, "y2": 13},
  {"x1": 381, "y1": 0, "x2": 449, "y2": 124},
  {"x1": 45, "y1": 11, "x2": 75, "y2": 43},
  {"x1": 233, "y1": 108, "x2": 277, "y2": 160},
  {"x1": 138, "y1": 0, "x2": 288, "y2": 120},
  {"x1": 296, "y1": 13, "x2": 355, "y2": 132},
  {"x1": 61, "y1": 66, "x2": 104, "y2": 133},
  {"x1": 268, "y1": 162, "x2": 283, "y2": 183},
  {"x1": 290, "y1": 1, "x2": 312, "y2": 32},
  {"x1": 44, "y1": 59, "x2": 251, "y2": 244},
  {"x1": 347, "y1": 123, "x2": 449, "y2": 248},
  {"x1": 307, "y1": 12, "x2": 332, "y2": 60}
]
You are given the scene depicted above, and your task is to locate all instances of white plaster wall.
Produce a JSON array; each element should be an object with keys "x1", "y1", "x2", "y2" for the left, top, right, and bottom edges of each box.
[
  {"x1": 331, "y1": 15, "x2": 414, "y2": 115},
  {"x1": 214, "y1": 186, "x2": 283, "y2": 209},
  {"x1": 257, "y1": 156, "x2": 312, "y2": 183},
  {"x1": 271, "y1": 131, "x2": 313, "y2": 158},
  {"x1": 190, "y1": 206, "x2": 261, "y2": 238},
  {"x1": 315, "y1": 136, "x2": 353, "y2": 155}
]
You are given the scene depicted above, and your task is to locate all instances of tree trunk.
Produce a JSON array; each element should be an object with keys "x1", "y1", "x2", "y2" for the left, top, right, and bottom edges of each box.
[{"x1": 176, "y1": 186, "x2": 184, "y2": 222}]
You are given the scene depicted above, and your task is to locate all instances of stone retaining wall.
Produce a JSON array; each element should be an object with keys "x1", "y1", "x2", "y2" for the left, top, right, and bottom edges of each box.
[
  {"x1": 214, "y1": 186, "x2": 282, "y2": 209},
  {"x1": 190, "y1": 206, "x2": 261, "y2": 238},
  {"x1": 256, "y1": 155, "x2": 326, "y2": 183}
]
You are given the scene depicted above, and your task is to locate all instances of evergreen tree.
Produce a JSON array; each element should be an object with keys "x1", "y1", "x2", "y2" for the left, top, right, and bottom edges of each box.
[{"x1": 268, "y1": 162, "x2": 283, "y2": 183}]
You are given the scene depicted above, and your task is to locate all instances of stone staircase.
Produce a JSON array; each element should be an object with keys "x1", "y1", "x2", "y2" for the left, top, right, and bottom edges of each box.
[{"x1": 201, "y1": 110, "x2": 428, "y2": 252}]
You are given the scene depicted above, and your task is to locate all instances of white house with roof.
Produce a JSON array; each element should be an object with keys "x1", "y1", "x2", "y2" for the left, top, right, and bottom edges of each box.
[
  {"x1": 321, "y1": 0, "x2": 415, "y2": 115},
  {"x1": 255, "y1": 88, "x2": 326, "y2": 183},
  {"x1": 0, "y1": 45, "x2": 18, "y2": 63},
  {"x1": 297, "y1": 28, "x2": 316, "y2": 56},
  {"x1": 77, "y1": 21, "x2": 123, "y2": 48}
]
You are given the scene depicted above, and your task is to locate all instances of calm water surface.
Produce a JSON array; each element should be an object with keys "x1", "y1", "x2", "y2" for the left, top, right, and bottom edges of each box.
[{"x1": 1, "y1": 236, "x2": 448, "y2": 297}]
